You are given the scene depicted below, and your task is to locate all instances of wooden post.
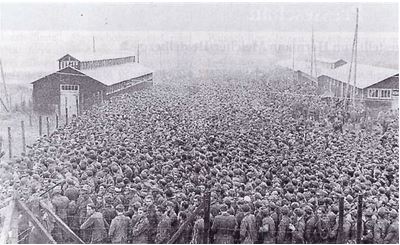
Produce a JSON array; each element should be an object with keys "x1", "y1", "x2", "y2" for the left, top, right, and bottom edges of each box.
[
  {"x1": 46, "y1": 117, "x2": 50, "y2": 136},
  {"x1": 7, "y1": 127, "x2": 11, "y2": 159},
  {"x1": 56, "y1": 114, "x2": 59, "y2": 129},
  {"x1": 203, "y1": 191, "x2": 211, "y2": 244},
  {"x1": 168, "y1": 201, "x2": 205, "y2": 244},
  {"x1": 356, "y1": 194, "x2": 363, "y2": 244},
  {"x1": 9, "y1": 200, "x2": 19, "y2": 244},
  {"x1": 337, "y1": 196, "x2": 344, "y2": 243},
  {"x1": 21, "y1": 121, "x2": 26, "y2": 153},
  {"x1": 29, "y1": 113, "x2": 32, "y2": 127},
  {"x1": 16, "y1": 199, "x2": 56, "y2": 244},
  {"x1": 39, "y1": 201, "x2": 84, "y2": 244},
  {"x1": 0, "y1": 198, "x2": 16, "y2": 244},
  {"x1": 39, "y1": 115, "x2": 42, "y2": 136},
  {"x1": 65, "y1": 107, "x2": 68, "y2": 125}
]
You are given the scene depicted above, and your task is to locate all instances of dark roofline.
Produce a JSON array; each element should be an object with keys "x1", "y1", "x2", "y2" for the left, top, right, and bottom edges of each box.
[
  {"x1": 31, "y1": 66, "x2": 98, "y2": 84},
  {"x1": 57, "y1": 54, "x2": 79, "y2": 62},
  {"x1": 363, "y1": 73, "x2": 399, "y2": 89}
]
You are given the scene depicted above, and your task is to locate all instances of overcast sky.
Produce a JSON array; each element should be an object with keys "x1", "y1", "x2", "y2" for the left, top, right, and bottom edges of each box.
[{"x1": 0, "y1": 2, "x2": 398, "y2": 32}]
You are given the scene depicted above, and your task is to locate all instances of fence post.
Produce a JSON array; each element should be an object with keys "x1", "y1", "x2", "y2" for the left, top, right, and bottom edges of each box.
[
  {"x1": 39, "y1": 116, "x2": 42, "y2": 136},
  {"x1": 21, "y1": 121, "x2": 26, "y2": 154},
  {"x1": 356, "y1": 194, "x2": 363, "y2": 244},
  {"x1": 65, "y1": 108, "x2": 68, "y2": 125},
  {"x1": 56, "y1": 114, "x2": 59, "y2": 129},
  {"x1": 46, "y1": 117, "x2": 50, "y2": 136},
  {"x1": 337, "y1": 196, "x2": 344, "y2": 243},
  {"x1": 7, "y1": 127, "x2": 11, "y2": 159},
  {"x1": 203, "y1": 191, "x2": 211, "y2": 244}
]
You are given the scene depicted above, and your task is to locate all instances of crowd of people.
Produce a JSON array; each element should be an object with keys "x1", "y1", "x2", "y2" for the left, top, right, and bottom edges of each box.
[{"x1": 0, "y1": 68, "x2": 398, "y2": 244}]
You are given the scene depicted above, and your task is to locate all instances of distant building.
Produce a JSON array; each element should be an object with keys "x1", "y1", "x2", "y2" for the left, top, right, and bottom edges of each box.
[
  {"x1": 32, "y1": 53, "x2": 153, "y2": 115},
  {"x1": 318, "y1": 63, "x2": 398, "y2": 110},
  {"x1": 278, "y1": 57, "x2": 399, "y2": 110},
  {"x1": 315, "y1": 58, "x2": 347, "y2": 70}
]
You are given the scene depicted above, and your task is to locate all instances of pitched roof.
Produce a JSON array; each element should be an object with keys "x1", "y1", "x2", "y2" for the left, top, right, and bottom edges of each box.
[
  {"x1": 278, "y1": 59, "x2": 398, "y2": 89},
  {"x1": 58, "y1": 52, "x2": 135, "y2": 62},
  {"x1": 31, "y1": 63, "x2": 153, "y2": 86},
  {"x1": 316, "y1": 58, "x2": 346, "y2": 64},
  {"x1": 320, "y1": 63, "x2": 398, "y2": 89},
  {"x1": 31, "y1": 66, "x2": 86, "y2": 84},
  {"x1": 82, "y1": 62, "x2": 153, "y2": 86}
]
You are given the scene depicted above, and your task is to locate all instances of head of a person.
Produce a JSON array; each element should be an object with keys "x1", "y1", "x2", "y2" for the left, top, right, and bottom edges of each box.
[
  {"x1": 138, "y1": 206, "x2": 147, "y2": 216},
  {"x1": 178, "y1": 211, "x2": 187, "y2": 222},
  {"x1": 116, "y1": 204, "x2": 125, "y2": 214},
  {"x1": 87, "y1": 203, "x2": 96, "y2": 216}
]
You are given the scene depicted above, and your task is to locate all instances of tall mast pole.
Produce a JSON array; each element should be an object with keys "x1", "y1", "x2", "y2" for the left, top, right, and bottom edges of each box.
[
  {"x1": 292, "y1": 38, "x2": 295, "y2": 81},
  {"x1": 0, "y1": 60, "x2": 9, "y2": 110},
  {"x1": 310, "y1": 25, "x2": 314, "y2": 76},
  {"x1": 353, "y1": 8, "x2": 359, "y2": 106},
  {"x1": 313, "y1": 33, "x2": 317, "y2": 78}
]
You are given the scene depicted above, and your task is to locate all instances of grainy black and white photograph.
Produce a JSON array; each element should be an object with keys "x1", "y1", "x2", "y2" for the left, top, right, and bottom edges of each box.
[{"x1": 0, "y1": 1, "x2": 398, "y2": 244}]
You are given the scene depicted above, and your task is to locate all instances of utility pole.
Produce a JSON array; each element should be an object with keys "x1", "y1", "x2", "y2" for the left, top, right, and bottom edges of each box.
[
  {"x1": 292, "y1": 38, "x2": 295, "y2": 81},
  {"x1": 310, "y1": 25, "x2": 316, "y2": 77},
  {"x1": 352, "y1": 8, "x2": 359, "y2": 106},
  {"x1": 0, "y1": 60, "x2": 9, "y2": 110},
  {"x1": 345, "y1": 8, "x2": 359, "y2": 108}
]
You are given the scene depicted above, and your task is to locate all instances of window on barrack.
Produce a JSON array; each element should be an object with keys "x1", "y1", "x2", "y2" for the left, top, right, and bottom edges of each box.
[
  {"x1": 368, "y1": 89, "x2": 379, "y2": 98},
  {"x1": 380, "y1": 89, "x2": 392, "y2": 99}
]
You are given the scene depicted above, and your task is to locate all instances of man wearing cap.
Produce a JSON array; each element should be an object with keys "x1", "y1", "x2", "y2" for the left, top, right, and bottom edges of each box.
[
  {"x1": 384, "y1": 210, "x2": 399, "y2": 244},
  {"x1": 292, "y1": 208, "x2": 305, "y2": 244},
  {"x1": 109, "y1": 204, "x2": 130, "y2": 244},
  {"x1": 80, "y1": 203, "x2": 107, "y2": 244},
  {"x1": 362, "y1": 209, "x2": 375, "y2": 244},
  {"x1": 259, "y1": 207, "x2": 276, "y2": 244},
  {"x1": 211, "y1": 204, "x2": 237, "y2": 244},
  {"x1": 240, "y1": 204, "x2": 257, "y2": 244},
  {"x1": 155, "y1": 205, "x2": 173, "y2": 244},
  {"x1": 374, "y1": 207, "x2": 390, "y2": 244},
  {"x1": 326, "y1": 211, "x2": 338, "y2": 243},
  {"x1": 132, "y1": 206, "x2": 150, "y2": 244},
  {"x1": 51, "y1": 186, "x2": 70, "y2": 243},
  {"x1": 190, "y1": 210, "x2": 205, "y2": 244},
  {"x1": 277, "y1": 205, "x2": 291, "y2": 244},
  {"x1": 76, "y1": 184, "x2": 94, "y2": 242},
  {"x1": 102, "y1": 194, "x2": 118, "y2": 230},
  {"x1": 304, "y1": 206, "x2": 320, "y2": 243}
]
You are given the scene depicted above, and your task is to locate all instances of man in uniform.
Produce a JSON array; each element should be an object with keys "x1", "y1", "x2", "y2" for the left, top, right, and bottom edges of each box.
[
  {"x1": 240, "y1": 204, "x2": 257, "y2": 244},
  {"x1": 51, "y1": 186, "x2": 70, "y2": 243},
  {"x1": 155, "y1": 205, "x2": 173, "y2": 244},
  {"x1": 190, "y1": 210, "x2": 205, "y2": 244},
  {"x1": 80, "y1": 203, "x2": 107, "y2": 244},
  {"x1": 132, "y1": 207, "x2": 150, "y2": 244},
  {"x1": 327, "y1": 211, "x2": 338, "y2": 243},
  {"x1": 102, "y1": 194, "x2": 118, "y2": 230},
  {"x1": 109, "y1": 204, "x2": 130, "y2": 244},
  {"x1": 211, "y1": 204, "x2": 237, "y2": 244},
  {"x1": 277, "y1": 206, "x2": 291, "y2": 244},
  {"x1": 76, "y1": 185, "x2": 94, "y2": 242},
  {"x1": 292, "y1": 208, "x2": 305, "y2": 244},
  {"x1": 304, "y1": 206, "x2": 320, "y2": 243},
  {"x1": 259, "y1": 207, "x2": 276, "y2": 244},
  {"x1": 384, "y1": 209, "x2": 399, "y2": 244},
  {"x1": 362, "y1": 209, "x2": 375, "y2": 243},
  {"x1": 374, "y1": 207, "x2": 390, "y2": 244}
]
